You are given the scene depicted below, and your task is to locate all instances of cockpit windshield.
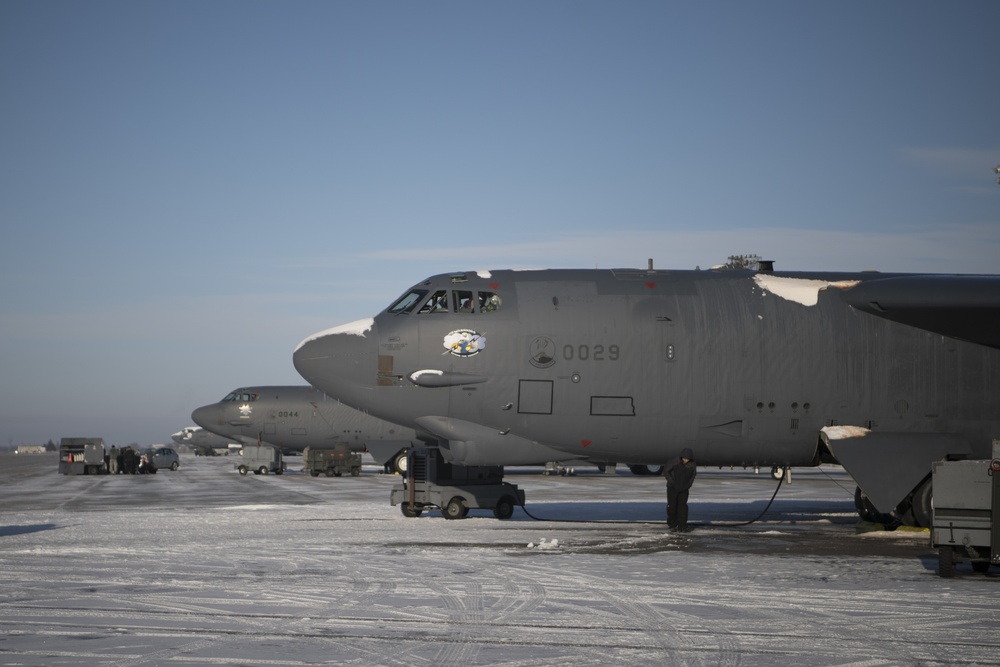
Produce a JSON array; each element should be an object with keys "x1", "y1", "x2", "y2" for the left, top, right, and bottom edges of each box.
[
  {"x1": 222, "y1": 392, "x2": 257, "y2": 402},
  {"x1": 417, "y1": 290, "x2": 449, "y2": 314},
  {"x1": 386, "y1": 288, "x2": 502, "y2": 315},
  {"x1": 387, "y1": 289, "x2": 428, "y2": 314}
]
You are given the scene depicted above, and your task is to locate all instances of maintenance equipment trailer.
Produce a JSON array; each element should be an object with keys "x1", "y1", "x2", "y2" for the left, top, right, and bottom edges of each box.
[
  {"x1": 931, "y1": 442, "x2": 1000, "y2": 577},
  {"x1": 58, "y1": 438, "x2": 107, "y2": 475},
  {"x1": 236, "y1": 444, "x2": 286, "y2": 476},
  {"x1": 306, "y1": 446, "x2": 362, "y2": 477},
  {"x1": 390, "y1": 447, "x2": 524, "y2": 520}
]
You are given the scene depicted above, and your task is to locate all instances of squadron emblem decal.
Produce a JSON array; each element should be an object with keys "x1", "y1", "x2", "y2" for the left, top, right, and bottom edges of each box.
[
  {"x1": 443, "y1": 329, "x2": 486, "y2": 357},
  {"x1": 529, "y1": 336, "x2": 556, "y2": 368},
  {"x1": 239, "y1": 403, "x2": 253, "y2": 419}
]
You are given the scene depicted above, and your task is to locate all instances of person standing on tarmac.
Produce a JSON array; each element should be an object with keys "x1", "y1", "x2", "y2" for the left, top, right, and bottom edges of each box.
[{"x1": 664, "y1": 447, "x2": 696, "y2": 532}]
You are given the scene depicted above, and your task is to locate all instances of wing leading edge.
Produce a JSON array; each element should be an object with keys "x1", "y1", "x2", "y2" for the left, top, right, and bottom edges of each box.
[{"x1": 841, "y1": 275, "x2": 1000, "y2": 349}]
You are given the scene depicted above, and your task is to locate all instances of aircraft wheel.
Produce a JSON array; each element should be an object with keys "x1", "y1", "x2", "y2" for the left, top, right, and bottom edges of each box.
[
  {"x1": 400, "y1": 502, "x2": 422, "y2": 518},
  {"x1": 494, "y1": 495, "x2": 516, "y2": 520},
  {"x1": 972, "y1": 561, "x2": 991, "y2": 574},
  {"x1": 854, "y1": 487, "x2": 876, "y2": 522},
  {"x1": 443, "y1": 497, "x2": 467, "y2": 520},
  {"x1": 258, "y1": 466, "x2": 269, "y2": 475},
  {"x1": 238, "y1": 465, "x2": 249, "y2": 476},
  {"x1": 938, "y1": 546, "x2": 956, "y2": 578},
  {"x1": 770, "y1": 465, "x2": 785, "y2": 481},
  {"x1": 909, "y1": 478, "x2": 933, "y2": 528},
  {"x1": 393, "y1": 451, "x2": 408, "y2": 475}
]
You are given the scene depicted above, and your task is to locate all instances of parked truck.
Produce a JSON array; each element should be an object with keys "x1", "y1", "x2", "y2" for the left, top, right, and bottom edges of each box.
[
  {"x1": 58, "y1": 438, "x2": 107, "y2": 475},
  {"x1": 931, "y1": 442, "x2": 1000, "y2": 577},
  {"x1": 305, "y1": 446, "x2": 362, "y2": 477}
]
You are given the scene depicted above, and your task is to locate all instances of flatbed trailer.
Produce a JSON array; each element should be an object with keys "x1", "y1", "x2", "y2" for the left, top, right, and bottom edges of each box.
[
  {"x1": 390, "y1": 448, "x2": 524, "y2": 520},
  {"x1": 931, "y1": 443, "x2": 1000, "y2": 577}
]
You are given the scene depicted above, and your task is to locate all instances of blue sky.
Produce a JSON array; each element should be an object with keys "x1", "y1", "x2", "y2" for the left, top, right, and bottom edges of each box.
[{"x1": 1, "y1": 1, "x2": 997, "y2": 448}]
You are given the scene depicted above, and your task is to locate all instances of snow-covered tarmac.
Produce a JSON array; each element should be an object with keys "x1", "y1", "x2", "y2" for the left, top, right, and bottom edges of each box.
[{"x1": 1, "y1": 452, "x2": 997, "y2": 666}]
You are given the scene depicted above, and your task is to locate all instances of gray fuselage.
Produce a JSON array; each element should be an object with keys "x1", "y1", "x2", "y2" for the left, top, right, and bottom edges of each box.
[{"x1": 293, "y1": 268, "x2": 1000, "y2": 514}]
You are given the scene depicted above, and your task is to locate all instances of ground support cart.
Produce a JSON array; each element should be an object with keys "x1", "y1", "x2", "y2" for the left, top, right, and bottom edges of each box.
[
  {"x1": 306, "y1": 446, "x2": 362, "y2": 477},
  {"x1": 390, "y1": 448, "x2": 525, "y2": 520},
  {"x1": 236, "y1": 444, "x2": 286, "y2": 476},
  {"x1": 931, "y1": 443, "x2": 1000, "y2": 577}
]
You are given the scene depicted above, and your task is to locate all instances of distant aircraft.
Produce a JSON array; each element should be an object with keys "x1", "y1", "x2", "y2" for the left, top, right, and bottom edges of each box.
[
  {"x1": 191, "y1": 385, "x2": 592, "y2": 474},
  {"x1": 171, "y1": 426, "x2": 240, "y2": 456},
  {"x1": 293, "y1": 264, "x2": 1000, "y2": 527},
  {"x1": 191, "y1": 385, "x2": 416, "y2": 472}
]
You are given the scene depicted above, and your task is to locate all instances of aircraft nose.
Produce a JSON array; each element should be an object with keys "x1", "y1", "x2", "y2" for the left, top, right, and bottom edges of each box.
[
  {"x1": 191, "y1": 404, "x2": 220, "y2": 429},
  {"x1": 293, "y1": 318, "x2": 378, "y2": 401}
]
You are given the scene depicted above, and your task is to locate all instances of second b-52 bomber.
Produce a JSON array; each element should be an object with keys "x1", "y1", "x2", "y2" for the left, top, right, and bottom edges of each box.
[
  {"x1": 293, "y1": 262, "x2": 1000, "y2": 527},
  {"x1": 191, "y1": 385, "x2": 422, "y2": 472},
  {"x1": 191, "y1": 385, "x2": 596, "y2": 473}
]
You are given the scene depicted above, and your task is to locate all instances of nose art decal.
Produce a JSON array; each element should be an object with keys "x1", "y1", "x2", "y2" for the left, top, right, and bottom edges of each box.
[{"x1": 443, "y1": 329, "x2": 486, "y2": 357}]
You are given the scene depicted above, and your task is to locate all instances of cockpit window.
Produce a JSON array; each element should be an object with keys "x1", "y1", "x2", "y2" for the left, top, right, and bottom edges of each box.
[
  {"x1": 223, "y1": 392, "x2": 257, "y2": 402},
  {"x1": 479, "y1": 291, "x2": 502, "y2": 313},
  {"x1": 417, "y1": 290, "x2": 449, "y2": 314},
  {"x1": 391, "y1": 288, "x2": 500, "y2": 315},
  {"x1": 453, "y1": 290, "x2": 474, "y2": 313},
  {"x1": 387, "y1": 289, "x2": 428, "y2": 314}
]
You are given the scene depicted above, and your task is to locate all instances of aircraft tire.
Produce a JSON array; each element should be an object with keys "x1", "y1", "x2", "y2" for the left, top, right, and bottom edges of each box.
[
  {"x1": 909, "y1": 478, "x2": 933, "y2": 528},
  {"x1": 854, "y1": 487, "x2": 875, "y2": 522},
  {"x1": 400, "y1": 502, "x2": 422, "y2": 518},
  {"x1": 494, "y1": 495, "x2": 515, "y2": 520},
  {"x1": 443, "y1": 497, "x2": 467, "y2": 520},
  {"x1": 938, "y1": 547, "x2": 956, "y2": 578},
  {"x1": 393, "y1": 451, "x2": 408, "y2": 475}
]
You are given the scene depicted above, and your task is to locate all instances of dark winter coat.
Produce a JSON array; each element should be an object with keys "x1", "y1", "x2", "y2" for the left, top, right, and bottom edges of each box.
[{"x1": 664, "y1": 448, "x2": 697, "y2": 491}]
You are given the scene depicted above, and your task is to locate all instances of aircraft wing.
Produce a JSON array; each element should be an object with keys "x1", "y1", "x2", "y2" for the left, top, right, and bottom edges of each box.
[{"x1": 841, "y1": 275, "x2": 1000, "y2": 349}]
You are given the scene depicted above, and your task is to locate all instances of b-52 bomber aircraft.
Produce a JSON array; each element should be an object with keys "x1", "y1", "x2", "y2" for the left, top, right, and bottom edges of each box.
[
  {"x1": 293, "y1": 263, "x2": 1000, "y2": 527},
  {"x1": 191, "y1": 385, "x2": 593, "y2": 474},
  {"x1": 191, "y1": 386, "x2": 422, "y2": 472}
]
